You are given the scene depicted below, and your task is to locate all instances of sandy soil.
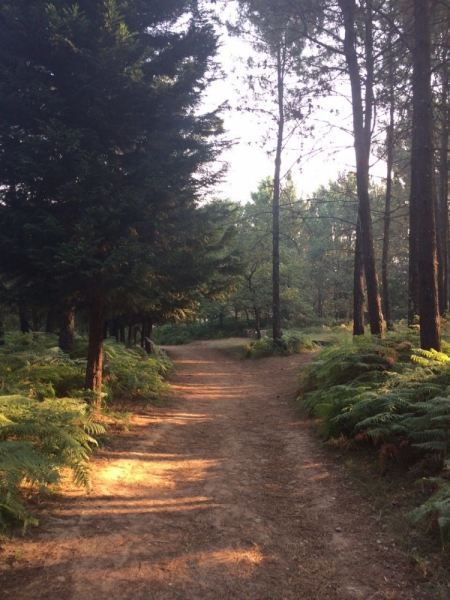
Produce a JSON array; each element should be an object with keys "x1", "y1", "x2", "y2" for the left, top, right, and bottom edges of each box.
[{"x1": 0, "y1": 341, "x2": 432, "y2": 599}]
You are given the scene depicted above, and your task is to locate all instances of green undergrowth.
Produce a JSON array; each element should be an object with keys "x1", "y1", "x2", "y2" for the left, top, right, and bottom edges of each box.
[
  {"x1": 298, "y1": 332, "x2": 450, "y2": 545},
  {"x1": 245, "y1": 331, "x2": 318, "y2": 358},
  {"x1": 152, "y1": 321, "x2": 231, "y2": 345},
  {"x1": 0, "y1": 332, "x2": 173, "y2": 529},
  {"x1": 102, "y1": 339, "x2": 172, "y2": 403},
  {"x1": 0, "y1": 395, "x2": 105, "y2": 529}
]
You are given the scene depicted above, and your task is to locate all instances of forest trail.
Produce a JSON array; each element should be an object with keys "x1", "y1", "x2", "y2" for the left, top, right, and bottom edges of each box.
[{"x1": 0, "y1": 341, "x2": 429, "y2": 600}]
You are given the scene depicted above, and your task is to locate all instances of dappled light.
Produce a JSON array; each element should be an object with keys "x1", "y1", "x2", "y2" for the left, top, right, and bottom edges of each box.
[{"x1": 0, "y1": 344, "x2": 426, "y2": 600}]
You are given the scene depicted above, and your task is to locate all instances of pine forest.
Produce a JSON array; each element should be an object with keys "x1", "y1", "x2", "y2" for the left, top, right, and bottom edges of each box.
[{"x1": 2, "y1": 0, "x2": 450, "y2": 597}]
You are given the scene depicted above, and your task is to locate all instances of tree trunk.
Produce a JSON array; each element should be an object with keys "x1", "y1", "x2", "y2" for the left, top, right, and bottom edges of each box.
[
  {"x1": 18, "y1": 298, "x2": 31, "y2": 333},
  {"x1": 338, "y1": 0, "x2": 384, "y2": 336},
  {"x1": 437, "y1": 58, "x2": 449, "y2": 315},
  {"x1": 31, "y1": 308, "x2": 41, "y2": 332},
  {"x1": 317, "y1": 283, "x2": 323, "y2": 318},
  {"x1": 408, "y1": 196, "x2": 420, "y2": 326},
  {"x1": 142, "y1": 317, "x2": 153, "y2": 353},
  {"x1": 382, "y1": 57, "x2": 395, "y2": 331},
  {"x1": 234, "y1": 307, "x2": 239, "y2": 334},
  {"x1": 272, "y1": 44, "x2": 285, "y2": 344},
  {"x1": 353, "y1": 218, "x2": 365, "y2": 336},
  {"x1": 110, "y1": 319, "x2": 119, "y2": 341},
  {"x1": 59, "y1": 307, "x2": 75, "y2": 353},
  {"x1": 411, "y1": 0, "x2": 441, "y2": 350},
  {"x1": 127, "y1": 324, "x2": 134, "y2": 346},
  {"x1": 254, "y1": 307, "x2": 261, "y2": 340},
  {"x1": 85, "y1": 294, "x2": 105, "y2": 402}
]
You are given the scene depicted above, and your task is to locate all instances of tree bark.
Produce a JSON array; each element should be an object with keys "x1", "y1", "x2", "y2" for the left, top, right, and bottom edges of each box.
[
  {"x1": 353, "y1": 218, "x2": 365, "y2": 335},
  {"x1": 85, "y1": 294, "x2": 105, "y2": 402},
  {"x1": 382, "y1": 55, "x2": 395, "y2": 331},
  {"x1": 58, "y1": 307, "x2": 75, "y2": 353},
  {"x1": 142, "y1": 317, "x2": 153, "y2": 353},
  {"x1": 110, "y1": 319, "x2": 119, "y2": 341},
  {"x1": 254, "y1": 307, "x2": 261, "y2": 340},
  {"x1": 272, "y1": 43, "x2": 285, "y2": 344},
  {"x1": 411, "y1": 0, "x2": 441, "y2": 350},
  {"x1": 338, "y1": 0, "x2": 384, "y2": 336},
  {"x1": 437, "y1": 57, "x2": 449, "y2": 315}
]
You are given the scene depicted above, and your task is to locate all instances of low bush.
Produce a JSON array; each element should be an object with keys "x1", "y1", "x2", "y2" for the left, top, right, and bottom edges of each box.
[
  {"x1": 0, "y1": 332, "x2": 173, "y2": 528},
  {"x1": 245, "y1": 332, "x2": 318, "y2": 358},
  {"x1": 102, "y1": 339, "x2": 172, "y2": 402},
  {"x1": 152, "y1": 322, "x2": 224, "y2": 345},
  {"x1": 0, "y1": 395, "x2": 105, "y2": 528}
]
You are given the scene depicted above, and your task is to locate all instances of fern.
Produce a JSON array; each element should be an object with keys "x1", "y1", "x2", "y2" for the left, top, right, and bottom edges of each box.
[
  {"x1": 102, "y1": 339, "x2": 172, "y2": 402},
  {"x1": 408, "y1": 477, "x2": 450, "y2": 545},
  {"x1": 0, "y1": 395, "x2": 105, "y2": 527}
]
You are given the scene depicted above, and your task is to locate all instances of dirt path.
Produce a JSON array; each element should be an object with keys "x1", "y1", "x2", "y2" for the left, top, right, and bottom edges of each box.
[{"x1": 0, "y1": 342, "x2": 430, "y2": 599}]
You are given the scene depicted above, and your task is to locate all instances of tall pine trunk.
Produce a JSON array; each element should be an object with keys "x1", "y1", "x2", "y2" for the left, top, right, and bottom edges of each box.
[
  {"x1": 142, "y1": 317, "x2": 153, "y2": 353},
  {"x1": 382, "y1": 55, "x2": 395, "y2": 331},
  {"x1": 85, "y1": 294, "x2": 105, "y2": 403},
  {"x1": 338, "y1": 0, "x2": 384, "y2": 336},
  {"x1": 411, "y1": 0, "x2": 441, "y2": 350},
  {"x1": 437, "y1": 58, "x2": 449, "y2": 315},
  {"x1": 353, "y1": 218, "x2": 365, "y2": 335},
  {"x1": 272, "y1": 43, "x2": 285, "y2": 344}
]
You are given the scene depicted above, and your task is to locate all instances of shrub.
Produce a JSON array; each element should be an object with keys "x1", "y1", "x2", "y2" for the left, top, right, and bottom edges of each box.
[
  {"x1": 0, "y1": 395, "x2": 105, "y2": 528},
  {"x1": 102, "y1": 339, "x2": 172, "y2": 402},
  {"x1": 245, "y1": 332, "x2": 317, "y2": 358},
  {"x1": 298, "y1": 333, "x2": 450, "y2": 543}
]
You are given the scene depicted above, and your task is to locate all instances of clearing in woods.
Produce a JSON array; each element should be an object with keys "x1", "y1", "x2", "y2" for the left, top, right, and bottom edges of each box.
[{"x1": 0, "y1": 340, "x2": 432, "y2": 599}]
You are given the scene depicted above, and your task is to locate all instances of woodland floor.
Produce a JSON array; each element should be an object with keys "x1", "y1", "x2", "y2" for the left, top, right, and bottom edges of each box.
[{"x1": 0, "y1": 340, "x2": 438, "y2": 599}]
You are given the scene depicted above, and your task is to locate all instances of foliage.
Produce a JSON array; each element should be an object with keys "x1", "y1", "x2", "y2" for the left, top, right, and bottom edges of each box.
[
  {"x1": 408, "y1": 475, "x2": 450, "y2": 545},
  {"x1": 102, "y1": 339, "x2": 172, "y2": 402},
  {"x1": 0, "y1": 394, "x2": 105, "y2": 529},
  {"x1": 0, "y1": 0, "x2": 228, "y2": 392},
  {"x1": 298, "y1": 333, "x2": 450, "y2": 541},
  {"x1": 152, "y1": 321, "x2": 229, "y2": 345},
  {"x1": 0, "y1": 331, "x2": 173, "y2": 528},
  {"x1": 0, "y1": 332, "x2": 172, "y2": 404},
  {"x1": 245, "y1": 331, "x2": 317, "y2": 358}
]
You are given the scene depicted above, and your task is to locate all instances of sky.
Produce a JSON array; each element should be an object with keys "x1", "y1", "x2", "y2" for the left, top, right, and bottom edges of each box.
[{"x1": 203, "y1": 5, "x2": 388, "y2": 204}]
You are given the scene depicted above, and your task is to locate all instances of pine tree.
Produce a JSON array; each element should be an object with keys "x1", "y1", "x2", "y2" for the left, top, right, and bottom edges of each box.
[{"x1": 0, "y1": 0, "x2": 226, "y2": 397}]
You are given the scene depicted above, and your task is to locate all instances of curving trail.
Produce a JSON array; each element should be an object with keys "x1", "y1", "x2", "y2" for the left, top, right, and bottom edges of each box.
[{"x1": 1, "y1": 341, "x2": 429, "y2": 599}]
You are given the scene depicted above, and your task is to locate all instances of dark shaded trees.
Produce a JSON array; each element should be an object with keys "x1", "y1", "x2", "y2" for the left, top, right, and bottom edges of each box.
[
  {"x1": 409, "y1": 0, "x2": 441, "y2": 350},
  {"x1": 0, "y1": 0, "x2": 227, "y2": 396}
]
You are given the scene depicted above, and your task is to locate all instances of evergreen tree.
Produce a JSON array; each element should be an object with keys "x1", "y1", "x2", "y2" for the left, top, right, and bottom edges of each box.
[{"x1": 0, "y1": 0, "x2": 227, "y2": 396}]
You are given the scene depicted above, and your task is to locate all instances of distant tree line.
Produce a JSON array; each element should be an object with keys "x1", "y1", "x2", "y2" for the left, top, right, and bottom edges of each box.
[{"x1": 231, "y1": 0, "x2": 449, "y2": 350}]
